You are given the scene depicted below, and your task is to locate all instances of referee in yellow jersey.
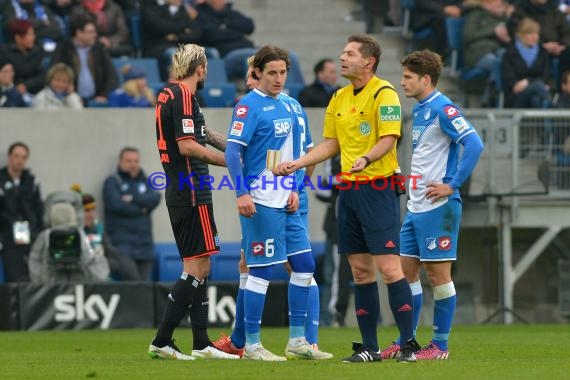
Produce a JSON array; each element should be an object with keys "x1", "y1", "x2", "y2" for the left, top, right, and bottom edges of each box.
[{"x1": 274, "y1": 35, "x2": 419, "y2": 363}]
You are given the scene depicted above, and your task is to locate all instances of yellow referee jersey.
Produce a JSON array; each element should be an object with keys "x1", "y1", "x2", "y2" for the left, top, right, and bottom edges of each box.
[{"x1": 323, "y1": 76, "x2": 401, "y2": 180}]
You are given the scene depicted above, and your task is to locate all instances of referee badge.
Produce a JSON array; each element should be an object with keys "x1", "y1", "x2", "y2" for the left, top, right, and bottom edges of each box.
[{"x1": 359, "y1": 122, "x2": 371, "y2": 135}]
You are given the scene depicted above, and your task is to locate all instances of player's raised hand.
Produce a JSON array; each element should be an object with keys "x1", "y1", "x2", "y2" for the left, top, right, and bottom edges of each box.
[
  {"x1": 273, "y1": 161, "x2": 296, "y2": 176},
  {"x1": 425, "y1": 182, "x2": 453, "y2": 202},
  {"x1": 237, "y1": 194, "x2": 256, "y2": 217},
  {"x1": 286, "y1": 191, "x2": 299, "y2": 213}
]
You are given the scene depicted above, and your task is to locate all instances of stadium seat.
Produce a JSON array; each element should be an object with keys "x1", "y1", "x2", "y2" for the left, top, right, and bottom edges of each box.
[
  {"x1": 207, "y1": 58, "x2": 230, "y2": 84},
  {"x1": 446, "y1": 17, "x2": 465, "y2": 77},
  {"x1": 112, "y1": 57, "x2": 164, "y2": 94},
  {"x1": 129, "y1": 13, "x2": 143, "y2": 57},
  {"x1": 0, "y1": 15, "x2": 4, "y2": 44},
  {"x1": 400, "y1": 0, "x2": 413, "y2": 37},
  {"x1": 154, "y1": 243, "x2": 182, "y2": 282},
  {"x1": 209, "y1": 242, "x2": 241, "y2": 281},
  {"x1": 201, "y1": 84, "x2": 237, "y2": 107}
]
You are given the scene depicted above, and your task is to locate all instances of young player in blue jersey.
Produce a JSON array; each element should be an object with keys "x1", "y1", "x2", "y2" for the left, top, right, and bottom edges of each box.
[
  {"x1": 214, "y1": 56, "x2": 332, "y2": 359},
  {"x1": 381, "y1": 49, "x2": 484, "y2": 360},
  {"x1": 224, "y1": 45, "x2": 328, "y2": 361}
]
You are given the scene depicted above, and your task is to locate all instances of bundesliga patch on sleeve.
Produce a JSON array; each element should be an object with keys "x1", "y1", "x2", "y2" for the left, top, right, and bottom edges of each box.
[
  {"x1": 182, "y1": 119, "x2": 194, "y2": 133},
  {"x1": 451, "y1": 117, "x2": 470, "y2": 133},
  {"x1": 230, "y1": 121, "x2": 244, "y2": 136},
  {"x1": 380, "y1": 105, "x2": 401, "y2": 121}
]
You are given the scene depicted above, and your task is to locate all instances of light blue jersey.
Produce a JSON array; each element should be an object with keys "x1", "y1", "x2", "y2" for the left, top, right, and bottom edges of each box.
[
  {"x1": 409, "y1": 90, "x2": 476, "y2": 213},
  {"x1": 279, "y1": 93, "x2": 313, "y2": 214},
  {"x1": 228, "y1": 89, "x2": 297, "y2": 208}
]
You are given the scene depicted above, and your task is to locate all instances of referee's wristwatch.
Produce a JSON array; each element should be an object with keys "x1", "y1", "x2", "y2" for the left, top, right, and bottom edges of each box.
[{"x1": 361, "y1": 155, "x2": 372, "y2": 168}]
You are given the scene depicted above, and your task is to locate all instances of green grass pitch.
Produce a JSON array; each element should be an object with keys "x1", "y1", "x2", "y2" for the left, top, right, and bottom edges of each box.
[{"x1": 2, "y1": 325, "x2": 569, "y2": 379}]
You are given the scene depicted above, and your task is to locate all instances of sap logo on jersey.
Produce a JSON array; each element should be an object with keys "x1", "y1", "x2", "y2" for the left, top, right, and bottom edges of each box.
[
  {"x1": 273, "y1": 118, "x2": 292, "y2": 137},
  {"x1": 182, "y1": 119, "x2": 194, "y2": 134}
]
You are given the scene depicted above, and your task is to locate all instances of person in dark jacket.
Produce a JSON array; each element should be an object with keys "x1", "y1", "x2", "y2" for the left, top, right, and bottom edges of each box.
[
  {"x1": 141, "y1": 0, "x2": 202, "y2": 81},
  {"x1": 0, "y1": 19, "x2": 46, "y2": 95},
  {"x1": 195, "y1": 0, "x2": 253, "y2": 58},
  {"x1": 501, "y1": 17, "x2": 551, "y2": 108},
  {"x1": 103, "y1": 147, "x2": 160, "y2": 281},
  {"x1": 52, "y1": 13, "x2": 118, "y2": 105},
  {"x1": 298, "y1": 58, "x2": 340, "y2": 108},
  {"x1": 2, "y1": 0, "x2": 62, "y2": 43},
  {"x1": 0, "y1": 58, "x2": 27, "y2": 107},
  {"x1": 72, "y1": 184, "x2": 137, "y2": 281},
  {"x1": 0, "y1": 142, "x2": 43, "y2": 282},
  {"x1": 410, "y1": 0, "x2": 463, "y2": 56}
]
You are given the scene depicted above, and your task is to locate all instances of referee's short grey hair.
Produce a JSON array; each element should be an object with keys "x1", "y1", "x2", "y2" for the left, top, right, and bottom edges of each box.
[{"x1": 171, "y1": 44, "x2": 207, "y2": 81}]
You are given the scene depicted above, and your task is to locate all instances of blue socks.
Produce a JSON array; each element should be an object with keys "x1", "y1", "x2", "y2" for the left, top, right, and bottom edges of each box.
[
  {"x1": 288, "y1": 272, "x2": 312, "y2": 339},
  {"x1": 432, "y1": 282, "x2": 456, "y2": 351},
  {"x1": 230, "y1": 273, "x2": 248, "y2": 348},
  {"x1": 354, "y1": 282, "x2": 380, "y2": 351},
  {"x1": 244, "y1": 274, "x2": 270, "y2": 346},
  {"x1": 396, "y1": 279, "x2": 423, "y2": 346},
  {"x1": 304, "y1": 278, "x2": 320, "y2": 344},
  {"x1": 387, "y1": 278, "x2": 414, "y2": 344}
]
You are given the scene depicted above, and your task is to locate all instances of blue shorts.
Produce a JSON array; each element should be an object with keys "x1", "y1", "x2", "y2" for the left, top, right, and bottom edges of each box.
[
  {"x1": 400, "y1": 199, "x2": 462, "y2": 261},
  {"x1": 337, "y1": 179, "x2": 400, "y2": 255},
  {"x1": 240, "y1": 204, "x2": 311, "y2": 267}
]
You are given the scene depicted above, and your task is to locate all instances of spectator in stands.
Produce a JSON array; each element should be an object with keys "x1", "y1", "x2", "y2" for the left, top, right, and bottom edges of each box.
[
  {"x1": 52, "y1": 13, "x2": 118, "y2": 105},
  {"x1": 410, "y1": 0, "x2": 463, "y2": 56},
  {"x1": 195, "y1": 0, "x2": 254, "y2": 58},
  {"x1": 108, "y1": 64, "x2": 156, "y2": 107},
  {"x1": 195, "y1": 0, "x2": 305, "y2": 82},
  {"x1": 70, "y1": 0, "x2": 133, "y2": 57},
  {"x1": 0, "y1": 58, "x2": 27, "y2": 107},
  {"x1": 43, "y1": 0, "x2": 79, "y2": 18},
  {"x1": 32, "y1": 62, "x2": 83, "y2": 109},
  {"x1": 508, "y1": 0, "x2": 570, "y2": 60},
  {"x1": 0, "y1": 20, "x2": 46, "y2": 96},
  {"x1": 141, "y1": 0, "x2": 202, "y2": 81},
  {"x1": 362, "y1": 0, "x2": 388, "y2": 33},
  {"x1": 0, "y1": 142, "x2": 43, "y2": 282},
  {"x1": 103, "y1": 147, "x2": 160, "y2": 281},
  {"x1": 502, "y1": 17, "x2": 551, "y2": 108},
  {"x1": 298, "y1": 58, "x2": 340, "y2": 108},
  {"x1": 554, "y1": 70, "x2": 570, "y2": 108},
  {"x1": 463, "y1": 0, "x2": 512, "y2": 77},
  {"x1": 71, "y1": 184, "x2": 136, "y2": 281},
  {"x1": 2, "y1": 0, "x2": 63, "y2": 45},
  {"x1": 28, "y1": 191, "x2": 110, "y2": 284}
]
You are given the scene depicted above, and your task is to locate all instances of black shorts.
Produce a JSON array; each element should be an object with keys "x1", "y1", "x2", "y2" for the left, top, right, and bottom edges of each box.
[
  {"x1": 337, "y1": 178, "x2": 400, "y2": 255},
  {"x1": 167, "y1": 204, "x2": 220, "y2": 260}
]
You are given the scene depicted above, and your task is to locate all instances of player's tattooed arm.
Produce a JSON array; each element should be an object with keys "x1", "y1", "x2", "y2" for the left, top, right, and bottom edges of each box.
[{"x1": 206, "y1": 127, "x2": 227, "y2": 152}]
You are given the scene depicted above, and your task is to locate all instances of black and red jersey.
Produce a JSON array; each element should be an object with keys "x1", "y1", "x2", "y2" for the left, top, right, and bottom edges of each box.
[{"x1": 155, "y1": 82, "x2": 212, "y2": 206}]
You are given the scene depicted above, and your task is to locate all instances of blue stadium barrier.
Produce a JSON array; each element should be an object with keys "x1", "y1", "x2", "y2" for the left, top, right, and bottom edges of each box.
[
  {"x1": 153, "y1": 241, "x2": 326, "y2": 282},
  {"x1": 154, "y1": 243, "x2": 182, "y2": 282}
]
